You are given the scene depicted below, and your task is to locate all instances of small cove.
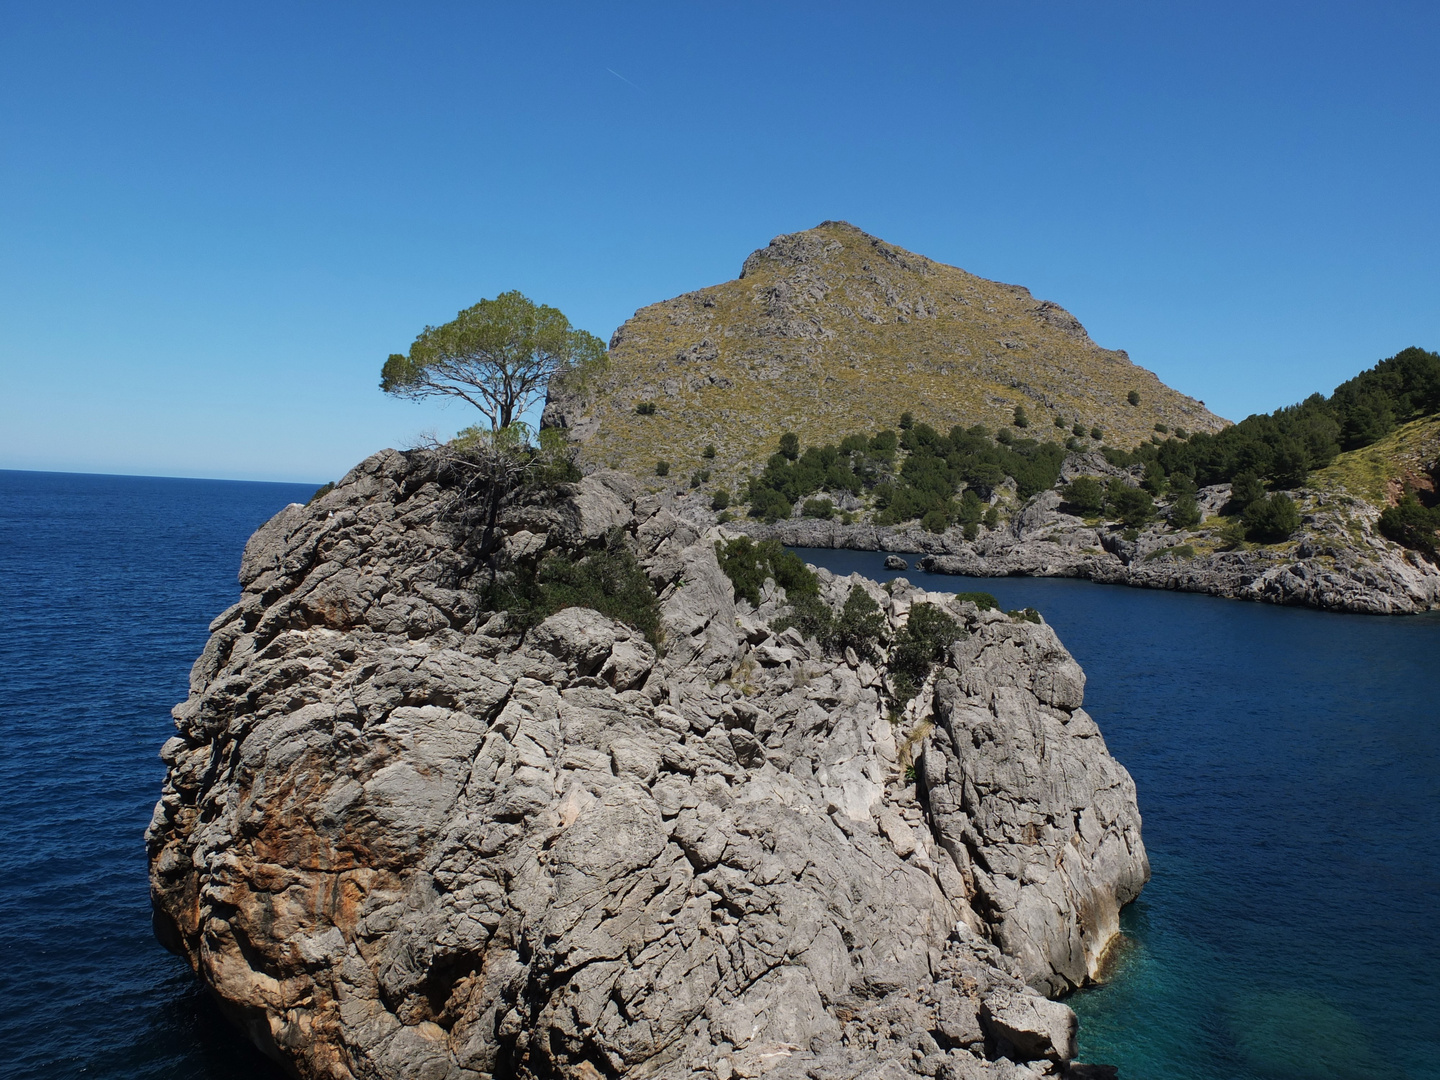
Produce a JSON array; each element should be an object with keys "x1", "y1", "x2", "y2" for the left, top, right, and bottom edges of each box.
[{"x1": 792, "y1": 547, "x2": 1440, "y2": 1079}]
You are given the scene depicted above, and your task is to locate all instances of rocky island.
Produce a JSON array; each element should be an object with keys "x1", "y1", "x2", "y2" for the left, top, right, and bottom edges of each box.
[{"x1": 148, "y1": 447, "x2": 1148, "y2": 1079}]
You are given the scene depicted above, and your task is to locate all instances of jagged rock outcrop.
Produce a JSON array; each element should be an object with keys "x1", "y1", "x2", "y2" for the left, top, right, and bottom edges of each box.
[{"x1": 148, "y1": 449, "x2": 1147, "y2": 1079}]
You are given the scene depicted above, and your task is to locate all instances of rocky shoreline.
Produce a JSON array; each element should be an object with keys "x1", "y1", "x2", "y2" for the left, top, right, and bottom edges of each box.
[
  {"x1": 728, "y1": 479, "x2": 1440, "y2": 617},
  {"x1": 148, "y1": 449, "x2": 1149, "y2": 1079}
]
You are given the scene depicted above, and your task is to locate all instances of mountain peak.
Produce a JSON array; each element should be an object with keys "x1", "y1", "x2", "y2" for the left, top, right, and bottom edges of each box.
[{"x1": 546, "y1": 225, "x2": 1226, "y2": 487}]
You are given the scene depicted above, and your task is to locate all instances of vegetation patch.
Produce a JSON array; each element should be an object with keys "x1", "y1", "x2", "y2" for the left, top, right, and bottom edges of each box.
[
  {"x1": 952, "y1": 591, "x2": 999, "y2": 611},
  {"x1": 714, "y1": 537, "x2": 818, "y2": 607},
  {"x1": 484, "y1": 529, "x2": 661, "y2": 643},
  {"x1": 1379, "y1": 495, "x2": 1440, "y2": 558},
  {"x1": 1243, "y1": 493, "x2": 1302, "y2": 543},
  {"x1": 741, "y1": 421, "x2": 1064, "y2": 530},
  {"x1": 1312, "y1": 412, "x2": 1440, "y2": 506},
  {"x1": 1102, "y1": 347, "x2": 1440, "y2": 500},
  {"x1": 890, "y1": 603, "x2": 964, "y2": 701}
]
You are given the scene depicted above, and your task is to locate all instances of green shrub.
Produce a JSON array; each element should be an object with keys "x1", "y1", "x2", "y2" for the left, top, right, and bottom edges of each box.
[
  {"x1": 1155, "y1": 422, "x2": 1169, "y2": 434},
  {"x1": 716, "y1": 510, "x2": 732, "y2": 524},
  {"x1": 533, "y1": 538, "x2": 661, "y2": 643},
  {"x1": 711, "y1": 488, "x2": 731, "y2": 511},
  {"x1": 1107, "y1": 480, "x2": 1156, "y2": 526},
  {"x1": 1141, "y1": 459, "x2": 1168, "y2": 496},
  {"x1": 1169, "y1": 471, "x2": 1198, "y2": 497},
  {"x1": 984, "y1": 506, "x2": 1000, "y2": 530},
  {"x1": 913, "y1": 507, "x2": 943, "y2": 533},
  {"x1": 1054, "y1": 415, "x2": 1068, "y2": 429},
  {"x1": 742, "y1": 416, "x2": 1061, "y2": 531},
  {"x1": 802, "y1": 497, "x2": 835, "y2": 519},
  {"x1": 1378, "y1": 494, "x2": 1440, "y2": 557},
  {"x1": 775, "y1": 592, "x2": 833, "y2": 644},
  {"x1": 484, "y1": 529, "x2": 661, "y2": 643},
  {"x1": 1268, "y1": 440, "x2": 1310, "y2": 489},
  {"x1": 890, "y1": 603, "x2": 964, "y2": 700},
  {"x1": 1072, "y1": 422, "x2": 1087, "y2": 438},
  {"x1": 1228, "y1": 471, "x2": 1266, "y2": 513},
  {"x1": 1173, "y1": 427, "x2": 1189, "y2": 440},
  {"x1": 689, "y1": 468, "x2": 711, "y2": 489},
  {"x1": 899, "y1": 411, "x2": 915, "y2": 430},
  {"x1": 953, "y1": 591, "x2": 999, "y2": 611},
  {"x1": 748, "y1": 487, "x2": 792, "y2": 523},
  {"x1": 778, "y1": 432, "x2": 800, "y2": 460},
  {"x1": 1013, "y1": 405, "x2": 1030, "y2": 428},
  {"x1": 702, "y1": 444, "x2": 716, "y2": 459},
  {"x1": 957, "y1": 488, "x2": 985, "y2": 525},
  {"x1": 308, "y1": 481, "x2": 336, "y2": 504},
  {"x1": 635, "y1": 401, "x2": 656, "y2": 415},
  {"x1": 1168, "y1": 493, "x2": 1202, "y2": 529},
  {"x1": 1243, "y1": 493, "x2": 1302, "y2": 542},
  {"x1": 1090, "y1": 426, "x2": 1103, "y2": 441},
  {"x1": 1008, "y1": 607, "x2": 1041, "y2": 624},
  {"x1": 830, "y1": 585, "x2": 887, "y2": 659},
  {"x1": 1215, "y1": 519, "x2": 1248, "y2": 550},
  {"x1": 714, "y1": 537, "x2": 817, "y2": 606},
  {"x1": 656, "y1": 460, "x2": 670, "y2": 477},
  {"x1": 1127, "y1": 390, "x2": 1141, "y2": 406},
  {"x1": 996, "y1": 428, "x2": 1014, "y2": 445},
  {"x1": 1063, "y1": 476, "x2": 1106, "y2": 515},
  {"x1": 1144, "y1": 544, "x2": 1197, "y2": 562}
]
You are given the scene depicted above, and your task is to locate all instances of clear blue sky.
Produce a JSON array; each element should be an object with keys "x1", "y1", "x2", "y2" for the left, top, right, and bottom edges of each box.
[{"x1": 2, "y1": 2, "x2": 1436, "y2": 482}]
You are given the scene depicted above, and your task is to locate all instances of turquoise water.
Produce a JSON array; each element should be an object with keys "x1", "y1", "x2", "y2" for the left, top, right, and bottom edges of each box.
[{"x1": 793, "y1": 549, "x2": 1440, "y2": 1080}]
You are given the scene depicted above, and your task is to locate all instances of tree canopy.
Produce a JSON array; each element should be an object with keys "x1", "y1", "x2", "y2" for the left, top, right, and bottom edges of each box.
[{"x1": 380, "y1": 290, "x2": 606, "y2": 430}]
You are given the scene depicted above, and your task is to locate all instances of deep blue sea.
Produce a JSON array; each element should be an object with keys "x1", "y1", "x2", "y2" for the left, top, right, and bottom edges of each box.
[
  {"x1": 794, "y1": 547, "x2": 1440, "y2": 1080},
  {"x1": 1, "y1": 472, "x2": 1435, "y2": 1080},
  {"x1": 0, "y1": 470, "x2": 305, "y2": 1079}
]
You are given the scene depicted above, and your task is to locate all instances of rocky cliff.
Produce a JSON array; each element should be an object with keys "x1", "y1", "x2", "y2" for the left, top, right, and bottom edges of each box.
[
  {"x1": 148, "y1": 449, "x2": 1148, "y2": 1079},
  {"x1": 543, "y1": 222, "x2": 1226, "y2": 487}
]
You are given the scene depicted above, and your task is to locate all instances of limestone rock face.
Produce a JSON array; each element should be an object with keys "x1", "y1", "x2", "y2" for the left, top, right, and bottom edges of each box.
[
  {"x1": 922, "y1": 619, "x2": 1148, "y2": 996},
  {"x1": 147, "y1": 449, "x2": 1147, "y2": 1079}
]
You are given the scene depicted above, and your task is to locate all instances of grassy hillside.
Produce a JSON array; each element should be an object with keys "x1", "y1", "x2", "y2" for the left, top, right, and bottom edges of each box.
[
  {"x1": 545, "y1": 221, "x2": 1227, "y2": 487},
  {"x1": 1312, "y1": 413, "x2": 1440, "y2": 507}
]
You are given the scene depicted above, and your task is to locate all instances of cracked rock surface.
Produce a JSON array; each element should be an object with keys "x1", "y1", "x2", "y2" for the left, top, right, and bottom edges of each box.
[{"x1": 148, "y1": 449, "x2": 1147, "y2": 1079}]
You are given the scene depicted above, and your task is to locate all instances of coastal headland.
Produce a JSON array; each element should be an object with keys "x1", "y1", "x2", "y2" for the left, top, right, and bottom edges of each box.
[{"x1": 718, "y1": 438, "x2": 1440, "y2": 615}]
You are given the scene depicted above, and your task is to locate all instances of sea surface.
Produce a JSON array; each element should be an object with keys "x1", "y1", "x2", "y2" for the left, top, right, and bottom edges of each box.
[
  {"x1": 0, "y1": 471, "x2": 1435, "y2": 1080},
  {"x1": 0, "y1": 470, "x2": 303, "y2": 1079},
  {"x1": 794, "y1": 547, "x2": 1440, "y2": 1080}
]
